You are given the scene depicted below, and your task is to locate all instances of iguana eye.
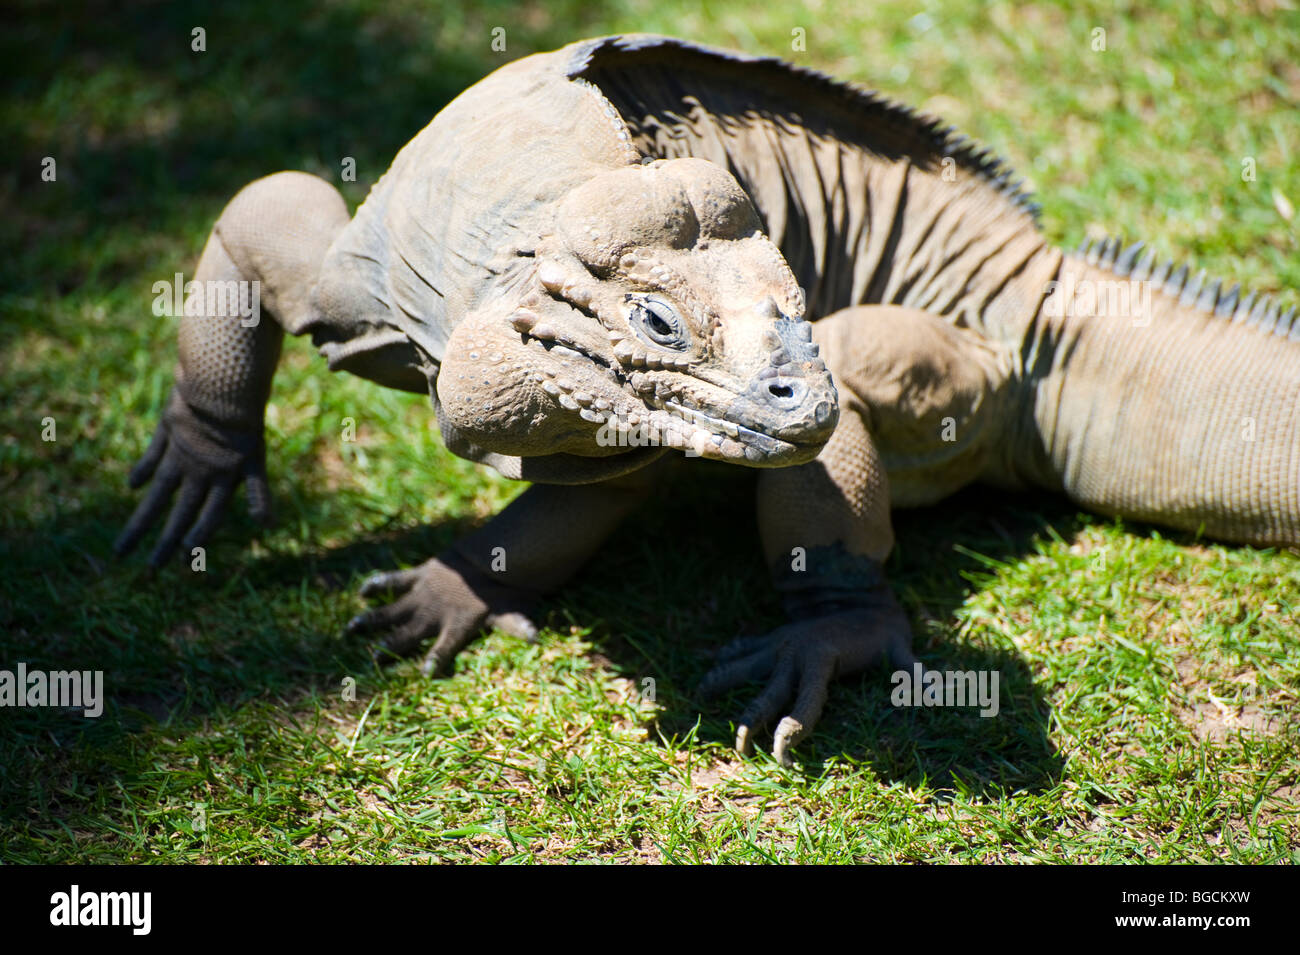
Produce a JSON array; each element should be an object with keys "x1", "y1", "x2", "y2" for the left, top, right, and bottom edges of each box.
[{"x1": 632, "y1": 296, "x2": 687, "y2": 349}]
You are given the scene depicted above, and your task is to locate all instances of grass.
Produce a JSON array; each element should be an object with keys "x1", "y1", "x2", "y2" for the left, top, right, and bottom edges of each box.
[{"x1": 1, "y1": 0, "x2": 1297, "y2": 863}]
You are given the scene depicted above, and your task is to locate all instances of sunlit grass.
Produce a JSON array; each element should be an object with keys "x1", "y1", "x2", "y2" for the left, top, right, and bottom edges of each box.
[{"x1": 1, "y1": 0, "x2": 1296, "y2": 863}]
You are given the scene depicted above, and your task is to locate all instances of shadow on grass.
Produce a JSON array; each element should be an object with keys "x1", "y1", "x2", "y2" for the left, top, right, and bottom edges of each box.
[
  {"x1": 0, "y1": 487, "x2": 467, "y2": 821},
  {"x1": 558, "y1": 470, "x2": 1088, "y2": 797},
  {"x1": 2, "y1": 465, "x2": 1085, "y2": 833},
  {"x1": 0, "y1": 0, "x2": 571, "y2": 327}
]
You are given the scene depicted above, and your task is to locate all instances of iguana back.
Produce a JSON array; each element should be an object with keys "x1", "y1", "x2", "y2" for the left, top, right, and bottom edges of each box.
[{"x1": 567, "y1": 35, "x2": 1300, "y2": 545}]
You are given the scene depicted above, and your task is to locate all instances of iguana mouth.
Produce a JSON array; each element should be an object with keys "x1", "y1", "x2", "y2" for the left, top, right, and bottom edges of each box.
[
  {"x1": 516, "y1": 308, "x2": 828, "y2": 466},
  {"x1": 654, "y1": 395, "x2": 786, "y2": 462}
]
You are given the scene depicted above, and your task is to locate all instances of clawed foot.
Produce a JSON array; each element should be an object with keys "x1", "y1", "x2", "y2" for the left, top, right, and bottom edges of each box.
[
  {"x1": 347, "y1": 553, "x2": 539, "y2": 677},
  {"x1": 114, "y1": 388, "x2": 271, "y2": 567},
  {"x1": 699, "y1": 600, "x2": 917, "y2": 767}
]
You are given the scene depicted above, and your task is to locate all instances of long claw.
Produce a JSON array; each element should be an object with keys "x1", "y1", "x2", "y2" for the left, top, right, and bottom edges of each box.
[
  {"x1": 774, "y1": 652, "x2": 835, "y2": 765},
  {"x1": 712, "y1": 598, "x2": 915, "y2": 764},
  {"x1": 486, "y1": 610, "x2": 539, "y2": 642},
  {"x1": 426, "y1": 619, "x2": 482, "y2": 674},
  {"x1": 771, "y1": 716, "x2": 807, "y2": 767},
  {"x1": 349, "y1": 554, "x2": 540, "y2": 681},
  {"x1": 115, "y1": 387, "x2": 273, "y2": 563},
  {"x1": 420, "y1": 642, "x2": 452, "y2": 678},
  {"x1": 735, "y1": 723, "x2": 754, "y2": 756}
]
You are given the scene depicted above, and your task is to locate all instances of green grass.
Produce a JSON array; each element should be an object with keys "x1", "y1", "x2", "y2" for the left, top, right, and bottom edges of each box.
[{"x1": 2, "y1": 0, "x2": 1297, "y2": 863}]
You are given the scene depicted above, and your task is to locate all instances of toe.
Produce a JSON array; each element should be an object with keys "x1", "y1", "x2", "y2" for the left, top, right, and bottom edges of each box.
[
  {"x1": 732, "y1": 649, "x2": 798, "y2": 752},
  {"x1": 360, "y1": 568, "x2": 418, "y2": 598}
]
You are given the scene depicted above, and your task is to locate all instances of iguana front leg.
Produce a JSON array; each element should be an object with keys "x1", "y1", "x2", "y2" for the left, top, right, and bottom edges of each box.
[
  {"x1": 115, "y1": 172, "x2": 350, "y2": 564},
  {"x1": 700, "y1": 382, "x2": 914, "y2": 766},
  {"x1": 702, "y1": 305, "x2": 1013, "y2": 765},
  {"x1": 349, "y1": 463, "x2": 664, "y2": 676}
]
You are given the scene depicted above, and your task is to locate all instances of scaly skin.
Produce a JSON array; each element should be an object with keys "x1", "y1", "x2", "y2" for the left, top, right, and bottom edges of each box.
[
  {"x1": 1016, "y1": 251, "x2": 1300, "y2": 545},
  {"x1": 117, "y1": 34, "x2": 1299, "y2": 767}
]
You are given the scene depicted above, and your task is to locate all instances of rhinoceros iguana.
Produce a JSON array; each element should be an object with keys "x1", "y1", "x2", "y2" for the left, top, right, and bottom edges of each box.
[{"x1": 115, "y1": 34, "x2": 1300, "y2": 765}]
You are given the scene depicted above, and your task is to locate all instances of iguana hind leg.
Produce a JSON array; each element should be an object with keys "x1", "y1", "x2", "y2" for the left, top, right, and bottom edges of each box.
[
  {"x1": 115, "y1": 172, "x2": 350, "y2": 565},
  {"x1": 701, "y1": 304, "x2": 1013, "y2": 765}
]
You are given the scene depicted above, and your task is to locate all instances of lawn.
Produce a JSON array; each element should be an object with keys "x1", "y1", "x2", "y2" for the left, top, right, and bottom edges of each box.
[{"x1": 1, "y1": 0, "x2": 1296, "y2": 863}]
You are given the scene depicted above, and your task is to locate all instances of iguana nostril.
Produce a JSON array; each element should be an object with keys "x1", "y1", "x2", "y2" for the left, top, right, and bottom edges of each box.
[{"x1": 759, "y1": 377, "x2": 814, "y2": 414}]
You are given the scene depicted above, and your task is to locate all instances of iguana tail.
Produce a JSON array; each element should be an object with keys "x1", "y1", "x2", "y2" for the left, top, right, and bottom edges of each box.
[{"x1": 1019, "y1": 240, "x2": 1300, "y2": 546}]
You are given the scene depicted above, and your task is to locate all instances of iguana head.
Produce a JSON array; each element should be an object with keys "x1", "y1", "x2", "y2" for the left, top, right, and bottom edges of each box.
[{"x1": 438, "y1": 157, "x2": 838, "y2": 466}]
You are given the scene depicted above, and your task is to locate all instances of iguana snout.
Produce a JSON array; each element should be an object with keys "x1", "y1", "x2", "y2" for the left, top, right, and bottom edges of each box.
[{"x1": 437, "y1": 157, "x2": 838, "y2": 466}]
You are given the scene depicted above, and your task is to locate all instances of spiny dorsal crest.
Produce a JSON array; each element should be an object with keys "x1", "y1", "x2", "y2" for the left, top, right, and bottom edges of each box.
[{"x1": 1075, "y1": 235, "x2": 1300, "y2": 340}]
